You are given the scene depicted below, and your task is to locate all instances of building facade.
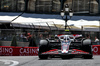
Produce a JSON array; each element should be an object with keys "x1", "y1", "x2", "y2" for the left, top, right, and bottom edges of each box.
[{"x1": 0, "y1": 0, "x2": 100, "y2": 14}]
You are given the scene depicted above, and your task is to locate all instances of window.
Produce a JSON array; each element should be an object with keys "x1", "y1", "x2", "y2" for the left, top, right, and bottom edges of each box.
[
  {"x1": 17, "y1": 0, "x2": 25, "y2": 11},
  {"x1": 0, "y1": 0, "x2": 17, "y2": 11},
  {"x1": 35, "y1": 0, "x2": 52, "y2": 13},
  {"x1": 52, "y1": 0, "x2": 60, "y2": 13},
  {"x1": 28, "y1": 0, "x2": 36, "y2": 12},
  {"x1": 0, "y1": 0, "x2": 25, "y2": 12},
  {"x1": 72, "y1": 0, "x2": 90, "y2": 13},
  {"x1": 90, "y1": 0, "x2": 99, "y2": 14}
]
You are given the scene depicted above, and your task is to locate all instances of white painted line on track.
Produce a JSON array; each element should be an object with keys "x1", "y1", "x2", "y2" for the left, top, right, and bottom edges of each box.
[{"x1": 0, "y1": 60, "x2": 19, "y2": 66}]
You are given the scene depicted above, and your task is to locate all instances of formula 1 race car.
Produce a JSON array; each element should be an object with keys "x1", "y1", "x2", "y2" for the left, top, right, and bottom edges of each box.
[{"x1": 38, "y1": 36, "x2": 93, "y2": 59}]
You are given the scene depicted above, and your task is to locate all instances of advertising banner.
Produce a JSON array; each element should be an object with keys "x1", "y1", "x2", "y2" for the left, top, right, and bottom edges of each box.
[
  {"x1": 0, "y1": 46, "x2": 38, "y2": 56},
  {"x1": 92, "y1": 45, "x2": 100, "y2": 55},
  {"x1": 0, "y1": 45, "x2": 100, "y2": 56}
]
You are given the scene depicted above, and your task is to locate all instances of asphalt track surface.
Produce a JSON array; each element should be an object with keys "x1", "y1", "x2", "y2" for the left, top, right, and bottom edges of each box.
[{"x1": 0, "y1": 56, "x2": 100, "y2": 66}]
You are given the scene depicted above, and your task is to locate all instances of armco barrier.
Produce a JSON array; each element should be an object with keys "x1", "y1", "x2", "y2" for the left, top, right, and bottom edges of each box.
[
  {"x1": 92, "y1": 45, "x2": 100, "y2": 55},
  {"x1": 0, "y1": 45, "x2": 100, "y2": 56},
  {"x1": 19, "y1": 47, "x2": 38, "y2": 56},
  {"x1": 0, "y1": 46, "x2": 38, "y2": 56}
]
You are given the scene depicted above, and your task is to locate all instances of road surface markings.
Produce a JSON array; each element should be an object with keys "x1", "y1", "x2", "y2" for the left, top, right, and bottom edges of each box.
[{"x1": 0, "y1": 60, "x2": 19, "y2": 66}]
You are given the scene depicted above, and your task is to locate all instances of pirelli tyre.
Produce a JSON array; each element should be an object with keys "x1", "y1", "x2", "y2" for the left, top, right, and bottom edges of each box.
[
  {"x1": 38, "y1": 40, "x2": 49, "y2": 59},
  {"x1": 83, "y1": 54, "x2": 93, "y2": 59},
  {"x1": 82, "y1": 39, "x2": 93, "y2": 59}
]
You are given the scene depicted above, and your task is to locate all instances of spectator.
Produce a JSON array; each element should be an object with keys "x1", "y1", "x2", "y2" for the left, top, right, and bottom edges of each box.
[
  {"x1": 48, "y1": 34, "x2": 51, "y2": 38},
  {"x1": 82, "y1": 34, "x2": 92, "y2": 45},
  {"x1": 22, "y1": 34, "x2": 27, "y2": 42},
  {"x1": 46, "y1": 34, "x2": 51, "y2": 39},
  {"x1": 82, "y1": 34, "x2": 90, "y2": 43},
  {"x1": 81, "y1": 36, "x2": 85, "y2": 42},
  {"x1": 36, "y1": 34, "x2": 43, "y2": 47},
  {"x1": 20, "y1": 33, "x2": 23, "y2": 38},
  {"x1": 39, "y1": 34, "x2": 43, "y2": 39},
  {"x1": 86, "y1": 34, "x2": 90, "y2": 39},
  {"x1": 27, "y1": 33, "x2": 32, "y2": 42},
  {"x1": 95, "y1": 37, "x2": 99, "y2": 42},
  {"x1": 29, "y1": 34, "x2": 37, "y2": 47}
]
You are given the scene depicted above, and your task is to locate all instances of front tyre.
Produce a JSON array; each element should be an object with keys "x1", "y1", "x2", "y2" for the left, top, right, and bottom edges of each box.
[
  {"x1": 38, "y1": 40, "x2": 49, "y2": 59},
  {"x1": 39, "y1": 55, "x2": 48, "y2": 59}
]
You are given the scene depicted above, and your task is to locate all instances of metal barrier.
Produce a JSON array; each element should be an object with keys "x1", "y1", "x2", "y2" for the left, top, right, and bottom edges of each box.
[
  {"x1": 0, "y1": 45, "x2": 100, "y2": 56},
  {"x1": 0, "y1": 46, "x2": 38, "y2": 56}
]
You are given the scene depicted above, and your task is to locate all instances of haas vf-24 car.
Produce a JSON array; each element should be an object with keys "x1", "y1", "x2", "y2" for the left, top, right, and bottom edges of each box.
[{"x1": 38, "y1": 37, "x2": 93, "y2": 59}]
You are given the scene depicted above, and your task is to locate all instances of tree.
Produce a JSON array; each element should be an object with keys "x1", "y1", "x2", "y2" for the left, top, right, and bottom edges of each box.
[{"x1": 11, "y1": 36, "x2": 17, "y2": 46}]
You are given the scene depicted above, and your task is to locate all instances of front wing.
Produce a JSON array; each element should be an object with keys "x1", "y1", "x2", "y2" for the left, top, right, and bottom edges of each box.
[{"x1": 40, "y1": 49, "x2": 91, "y2": 56}]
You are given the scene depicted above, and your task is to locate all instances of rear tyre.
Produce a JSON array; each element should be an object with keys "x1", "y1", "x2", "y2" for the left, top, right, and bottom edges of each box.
[
  {"x1": 83, "y1": 55, "x2": 93, "y2": 59},
  {"x1": 82, "y1": 39, "x2": 93, "y2": 59}
]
